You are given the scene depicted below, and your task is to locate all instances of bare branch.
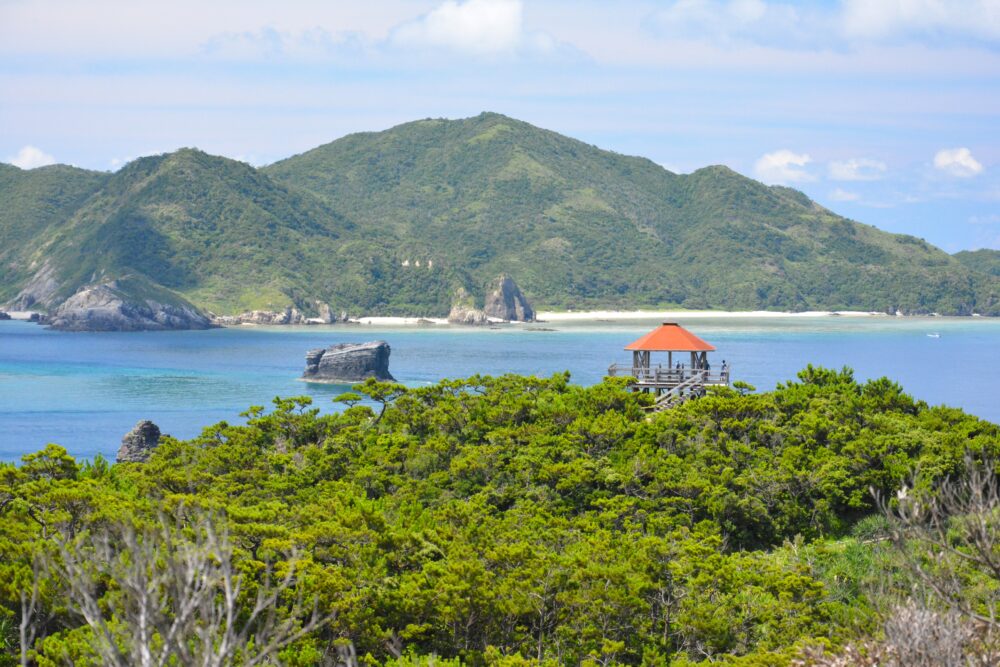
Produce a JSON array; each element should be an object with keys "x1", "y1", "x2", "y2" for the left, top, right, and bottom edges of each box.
[{"x1": 40, "y1": 512, "x2": 334, "y2": 666}]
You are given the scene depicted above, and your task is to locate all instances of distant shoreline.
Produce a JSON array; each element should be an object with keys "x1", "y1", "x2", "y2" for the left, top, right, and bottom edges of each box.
[
  {"x1": 349, "y1": 310, "x2": 896, "y2": 326},
  {"x1": 4, "y1": 308, "x2": 990, "y2": 332},
  {"x1": 536, "y1": 309, "x2": 893, "y2": 321}
]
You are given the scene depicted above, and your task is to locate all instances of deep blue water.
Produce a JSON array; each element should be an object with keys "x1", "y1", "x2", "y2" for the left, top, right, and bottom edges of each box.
[{"x1": 2, "y1": 316, "x2": 999, "y2": 461}]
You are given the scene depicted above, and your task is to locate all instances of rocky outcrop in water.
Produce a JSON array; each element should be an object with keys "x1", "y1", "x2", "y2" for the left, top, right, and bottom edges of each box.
[
  {"x1": 116, "y1": 420, "x2": 161, "y2": 463},
  {"x1": 483, "y1": 274, "x2": 534, "y2": 322},
  {"x1": 0, "y1": 311, "x2": 9, "y2": 321},
  {"x1": 48, "y1": 281, "x2": 212, "y2": 332},
  {"x1": 302, "y1": 341, "x2": 395, "y2": 383}
]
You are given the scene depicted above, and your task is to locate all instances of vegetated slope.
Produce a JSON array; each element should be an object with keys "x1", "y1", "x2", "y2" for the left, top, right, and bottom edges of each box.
[
  {"x1": 2, "y1": 151, "x2": 470, "y2": 316},
  {"x1": 9, "y1": 149, "x2": 351, "y2": 313},
  {"x1": 4, "y1": 114, "x2": 998, "y2": 318},
  {"x1": 268, "y1": 112, "x2": 1000, "y2": 314},
  {"x1": 5, "y1": 369, "x2": 1000, "y2": 663},
  {"x1": 5, "y1": 149, "x2": 461, "y2": 316},
  {"x1": 0, "y1": 163, "x2": 108, "y2": 304},
  {"x1": 955, "y1": 248, "x2": 1000, "y2": 278}
]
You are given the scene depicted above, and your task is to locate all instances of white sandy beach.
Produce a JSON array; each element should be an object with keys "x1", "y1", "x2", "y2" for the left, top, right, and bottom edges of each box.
[
  {"x1": 535, "y1": 309, "x2": 888, "y2": 322},
  {"x1": 354, "y1": 316, "x2": 451, "y2": 326},
  {"x1": 4, "y1": 311, "x2": 40, "y2": 321},
  {"x1": 343, "y1": 310, "x2": 889, "y2": 326}
]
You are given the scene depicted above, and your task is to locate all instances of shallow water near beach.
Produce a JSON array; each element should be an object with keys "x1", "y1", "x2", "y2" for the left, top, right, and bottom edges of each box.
[{"x1": 2, "y1": 316, "x2": 999, "y2": 461}]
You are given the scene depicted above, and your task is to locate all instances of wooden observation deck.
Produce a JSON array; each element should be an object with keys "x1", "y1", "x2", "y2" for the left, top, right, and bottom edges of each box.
[{"x1": 607, "y1": 322, "x2": 730, "y2": 411}]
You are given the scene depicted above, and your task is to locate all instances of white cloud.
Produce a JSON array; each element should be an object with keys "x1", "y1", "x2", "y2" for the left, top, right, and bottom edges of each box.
[
  {"x1": 828, "y1": 157, "x2": 887, "y2": 181},
  {"x1": 644, "y1": 0, "x2": 1000, "y2": 52},
  {"x1": 754, "y1": 149, "x2": 814, "y2": 184},
  {"x1": 933, "y1": 147, "x2": 983, "y2": 178},
  {"x1": 829, "y1": 188, "x2": 860, "y2": 202},
  {"x1": 969, "y1": 214, "x2": 1000, "y2": 225},
  {"x1": 201, "y1": 27, "x2": 368, "y2": 63},
  {"x1": 842, "y1": 0, "x2": 1000, "y2": 45},
  {"x1": 391, "y1": 0, "x2": 524, "y2": 55},
  {"x1": 5, "y1": 145, "x2": 57, "y2": 169},
  {"x1": 647, "y1": 0, "x2": 825, "y2": 49}
]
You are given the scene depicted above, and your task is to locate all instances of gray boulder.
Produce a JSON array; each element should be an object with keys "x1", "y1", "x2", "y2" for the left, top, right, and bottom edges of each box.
[
  {"x1": 49, "y1": 281, "x2": 212, "y2": 332},
  {"x1": 483, "y1": 274, "x2": 534, "y2": 322},
  {"x1": 302, "y1": 341, "x2": 395, "y2": 383},
  {"x1": 116, "y1": 420, "x2": 161, "y2": 463}
]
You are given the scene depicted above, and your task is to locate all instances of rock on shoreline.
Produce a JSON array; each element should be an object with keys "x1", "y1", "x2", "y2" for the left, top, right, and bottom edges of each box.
[
  {"x1": 484, "y1": 274, "x2": 534, "y2": 322},
  {"x1": 211, "y1": 303, "x2": 348, "y2": 326},
  {"x1": 302, "y1": 341, "x2": 395, "y2": 383},
  {"x1": 49, "y1": 281, "x2": 212, "y2": 332},
  {"x1": 448, "y1": 274, "x2": 535, "y2": 325},
  {"x1": 448, "y1": 287, "x2": 490, "y2": 325}
]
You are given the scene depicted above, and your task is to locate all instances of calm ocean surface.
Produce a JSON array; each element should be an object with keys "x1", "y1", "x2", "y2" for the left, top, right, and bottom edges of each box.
[{"x1": 1, "y1": 316, "x2": 999, "y2": 461}]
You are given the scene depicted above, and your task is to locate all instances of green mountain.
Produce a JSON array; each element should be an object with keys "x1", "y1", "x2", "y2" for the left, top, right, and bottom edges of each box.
[
  {"x1": 0, "y1": 163, "x2": 109, "y2": 305},
  {"x1": 955, "y1": 249, "x2": 1000, "y2": 278},
  {"x1": 266, "y1": 113, "x2": 998, "y2": 314},
  {"x1": 2, "y1": 113, "x2": 998, "y2": 327}
]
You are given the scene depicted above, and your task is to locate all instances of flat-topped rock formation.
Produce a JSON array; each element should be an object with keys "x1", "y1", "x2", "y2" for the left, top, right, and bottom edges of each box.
[
  {"x1": 116, "y1": 420, "x2": 162, "y2": 463},
  {"x1": 302, "y1": 341, "x2": 395, "y2": 383}
]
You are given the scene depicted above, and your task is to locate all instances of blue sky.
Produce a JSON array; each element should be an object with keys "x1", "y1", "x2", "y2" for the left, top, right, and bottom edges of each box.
[{"x1": 1, "y1": 0, "x2": 998, "y2": 251}]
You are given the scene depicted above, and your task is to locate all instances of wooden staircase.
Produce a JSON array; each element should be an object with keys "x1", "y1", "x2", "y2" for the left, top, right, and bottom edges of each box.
[{"x1": 647, "y1": 371, "x2": 708, "y2": 413}]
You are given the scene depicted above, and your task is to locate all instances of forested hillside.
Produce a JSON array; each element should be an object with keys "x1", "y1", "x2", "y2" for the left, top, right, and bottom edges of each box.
[
  {"x1": 3, "y1": 113, "x2": 998, "y2": 322},
  {"x1": 0, "y1": 163, "x2": 109, "y2": 306},
  {"x1": 267, "y1": 113, "x2": 998, "y2": 315},
  {"x1": 956, "y1": 248, "x2": 1000, "y2": 278},
  {"x1": 4, "y1": 369, "x2": 1000, "y2": 664}
]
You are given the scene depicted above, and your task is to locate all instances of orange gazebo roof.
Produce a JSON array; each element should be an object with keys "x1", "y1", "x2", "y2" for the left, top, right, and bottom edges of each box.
[{"x1": 624, "y1": 322, "x2": 716, "y2": 352}]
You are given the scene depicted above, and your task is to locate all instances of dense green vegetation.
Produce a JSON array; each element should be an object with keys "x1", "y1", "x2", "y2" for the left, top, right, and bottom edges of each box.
[
  {"x1": 266, "y1": 113, "x2": 999, "y2": 315},
  {"x1": 955, "y1": 248, "x2": 1000, "y2": 279},
  {"x1": 0, "y1": 164, "x2": 109, "y2": 306},
  {"x1": 3, "y1": 368, "x2": 999, "y2": 664},
  {"x1": 3, "y1": 114, "x2": 998, "y2": 316}
]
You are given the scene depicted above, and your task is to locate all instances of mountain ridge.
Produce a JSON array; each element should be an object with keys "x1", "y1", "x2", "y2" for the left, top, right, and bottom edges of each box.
[{"x1": 2, "y1": 112, "x2": 998, "y2": 328}]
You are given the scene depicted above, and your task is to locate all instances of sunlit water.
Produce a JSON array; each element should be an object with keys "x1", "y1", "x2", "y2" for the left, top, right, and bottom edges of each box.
[{"x1": 2, "y1": 316, "x2": 999, "y2": 461}]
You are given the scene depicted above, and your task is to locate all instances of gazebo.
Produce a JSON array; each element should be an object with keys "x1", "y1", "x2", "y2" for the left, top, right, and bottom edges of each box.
[{"x1": 608, "y1": 322, "x2": 730, "y2": 399}]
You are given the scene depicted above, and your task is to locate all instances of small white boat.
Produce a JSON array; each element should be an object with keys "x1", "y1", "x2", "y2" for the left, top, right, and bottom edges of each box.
[{"x1": 927, "y1": 333, "x2": 941, "y2": 338}]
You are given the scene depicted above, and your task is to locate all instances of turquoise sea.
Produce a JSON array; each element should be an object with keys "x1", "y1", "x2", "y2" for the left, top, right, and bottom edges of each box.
[{"x1": 1, "y1": 316, "x2": 999, "y2": 461}]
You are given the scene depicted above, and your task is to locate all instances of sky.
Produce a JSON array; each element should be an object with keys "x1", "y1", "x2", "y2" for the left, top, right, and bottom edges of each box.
[{"x1": 1, "y1": 0, "x2": 998, "y2": 252}]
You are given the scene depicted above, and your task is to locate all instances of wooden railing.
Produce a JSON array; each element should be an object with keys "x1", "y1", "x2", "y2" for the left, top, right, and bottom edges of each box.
[{"x1": 607, "y1": 363, "x2": 731, "y2": 387}]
